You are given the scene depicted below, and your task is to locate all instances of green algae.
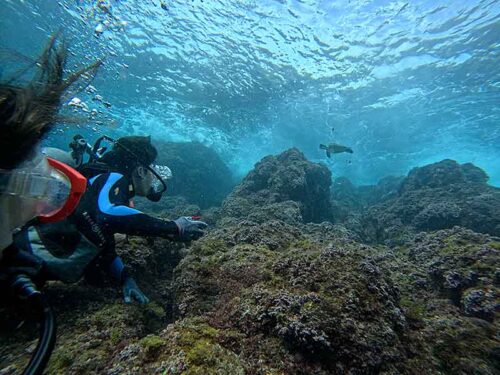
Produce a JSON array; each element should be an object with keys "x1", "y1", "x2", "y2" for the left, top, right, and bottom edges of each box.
[
  {"x1": 194, "y1": 238, "x2": 228, "y2": 256},
  {"x1": 400, "y1": 297, "x2": 427, "y2": 321},
  {"x1": 431, "y1": 317, "x2": 498, "y2": 374},
  {"x1": 157, "y1": 318, "x2": 245, "y2": 375},
  {"x1": 140, "y1": 334, "x2": 166, "y2": 361}
]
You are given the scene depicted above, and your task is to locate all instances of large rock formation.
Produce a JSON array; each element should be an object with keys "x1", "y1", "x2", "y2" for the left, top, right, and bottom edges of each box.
[
  {"x1": 1, "y1": 157, "x2": 498, "y2": 375},
  {"x1": 377, "y1": 227, "x2": 499, "y2": 374},
  {"x1": 336, "y1": 160, "x2": 500, "y2": 244},
  {"x1": 399, "y1": 159, "x2": 489, "y2": 193},
  {"x1": 153, "y1": 141, "x2": 235, "y2": 209},
  {"x1": 170, "y1": 221, "x2": 413, "y2": 374},
  {"x1": 221, "y1": 148, "x2": 334, "y2": 224}
]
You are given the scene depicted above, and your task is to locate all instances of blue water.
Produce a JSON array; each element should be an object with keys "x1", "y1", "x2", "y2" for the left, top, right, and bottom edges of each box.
[{"x1": 1, "y1": 0, "x2": 499, "y2": 186}]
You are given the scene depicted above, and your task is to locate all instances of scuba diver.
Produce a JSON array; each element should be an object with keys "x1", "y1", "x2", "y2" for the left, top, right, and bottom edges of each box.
[
  {"x1": 0, "y1": 34, "x2": 101, "y2": 374},
  {"x1": 14, "y1": 134, "x2": 208, "y2": 305}
]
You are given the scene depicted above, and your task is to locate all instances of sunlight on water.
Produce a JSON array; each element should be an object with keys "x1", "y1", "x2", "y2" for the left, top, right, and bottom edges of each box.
[{"x1": 1, "y1": 0, "x2": 499, "y2": 185}]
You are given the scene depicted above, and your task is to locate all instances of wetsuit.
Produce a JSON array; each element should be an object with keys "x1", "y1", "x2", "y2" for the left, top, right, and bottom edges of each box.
[
  {"x1": 12, "y1": 172, "x2": 179, "y2": 286},
  {"x1": 68, "y1": 172, "x2": 179, "y2": 282},
  {"x1": 12, "y1": 222, "x2": 99, "y2": 283}
]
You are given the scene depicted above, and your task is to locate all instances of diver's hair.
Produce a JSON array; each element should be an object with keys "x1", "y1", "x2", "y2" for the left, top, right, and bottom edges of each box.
[
  {"x1": 0, "y1": 33, "x2": 102, "y2": 170},
  {"x1": 99, "y1": 135, "x2": 158, "y2": 176}
]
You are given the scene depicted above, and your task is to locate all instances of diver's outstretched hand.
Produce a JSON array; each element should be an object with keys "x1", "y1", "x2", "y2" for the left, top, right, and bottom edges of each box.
[
  {"x1": 122, "y1": 277, "x2": 149, "y2": 304},
  {"x1": 174, "y1": 216, "x2": 208, "y2": 242}
]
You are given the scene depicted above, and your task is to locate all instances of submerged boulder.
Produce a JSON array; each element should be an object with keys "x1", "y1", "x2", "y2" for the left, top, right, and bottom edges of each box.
[
  {"x1": 153, "y1": 141, "x2": 235, "y2": 209},
  {"x1": 172, "y1": 220, "x2": 413, "y2": 373},
  {"x1": 399, "y1": 159, "x2": 489, "y2": 193},
  {"x1": 377, "y1": 227, "x2": 499, "y2": 373},
  {"x1": 222, "y1": 148, "x2": 333, "y2": 223},
  {"x1": 353, "y1": 160, "x2": 500, "y2": 244}
]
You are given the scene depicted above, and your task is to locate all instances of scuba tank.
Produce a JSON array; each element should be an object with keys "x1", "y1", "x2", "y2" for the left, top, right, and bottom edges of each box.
[{"x1": 68, "y1": 134, "x2": 114, "y2": 178}]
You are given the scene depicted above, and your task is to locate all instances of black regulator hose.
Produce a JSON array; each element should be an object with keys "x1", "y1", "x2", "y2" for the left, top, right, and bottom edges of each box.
[
  {"x1": 10, "y1": 274, "x2": 57, "y2": 375},
  {"x1": 23, "y1": 297, "x2": 56, "y2": 375}
]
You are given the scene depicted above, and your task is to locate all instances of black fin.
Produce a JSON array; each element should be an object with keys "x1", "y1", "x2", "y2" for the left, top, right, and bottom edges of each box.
[
  {"x1": 326, "y1": 150, "x2": 331, "y2": 158},
  {"x1": 319, "y1": 144, "x2": 326, "y2": 150}
]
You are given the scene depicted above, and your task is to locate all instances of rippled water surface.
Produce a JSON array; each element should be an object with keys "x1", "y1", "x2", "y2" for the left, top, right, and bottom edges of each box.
[{"x1": 1, "y1": 0, "x2": 499, "y2": 185}]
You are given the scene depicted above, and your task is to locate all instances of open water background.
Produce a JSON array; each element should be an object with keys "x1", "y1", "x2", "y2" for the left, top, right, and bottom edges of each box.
[{"x1": 1, "y1": 0, "x2": 499, "y2": 185}]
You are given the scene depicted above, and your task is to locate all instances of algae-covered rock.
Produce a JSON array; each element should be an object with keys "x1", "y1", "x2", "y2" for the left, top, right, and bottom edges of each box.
[
  {"x1": 399, "y1": 159, "x2": 489, "y2": 193},
  {"x1": 222, "y1": 148, "x2": 333, "y2": 223},
  {"x1": 353, "y1": 160, "x2": 500, "y2": 244},
  {"x1": 107, "y1": 318, "x2": 246, "y2": 374},
  {"x1": 172, "y1": 219, "x2": 414, "y2": 373},
  {"x1": 46, "y1": 301, "x2": 165, "y2": 374},
  {"x1": 134, "y1": 195, "x2": 202, "y2": 218},
  {"x1": 376, "y1": 227, "x2": 499, "y2": 373},
  {"x1": 154, "y1": 141, "x2": 235, "y2": 209},
  {"x1": 405, "y1": 227, "x2": 499, "y2": 313}
]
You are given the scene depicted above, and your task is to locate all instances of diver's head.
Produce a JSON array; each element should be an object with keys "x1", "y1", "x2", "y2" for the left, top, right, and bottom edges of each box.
[
  {"x1": 100, "y1": 135, "x2": 157, "y2": 175},
  {"x1": 131, "y1": 165, "x2": 154, "y2": 197},
  {"x1": 100, "y1": 135, "x2": 171, "y2": 201}
]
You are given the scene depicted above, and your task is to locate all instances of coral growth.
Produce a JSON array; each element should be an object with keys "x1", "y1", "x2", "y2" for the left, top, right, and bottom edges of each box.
[
  {"x1": 334, "y1": 160, "x2": 500, "y2": 244},
  {"x1": 1, "y1": 154, "x2": 498, "y2": 374},
  {"x1": 222, "y1": 148, "x2": 334, "y2": 223}
]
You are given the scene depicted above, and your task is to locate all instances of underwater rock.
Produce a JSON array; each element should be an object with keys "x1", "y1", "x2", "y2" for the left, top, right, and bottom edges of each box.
[
  {"x1": 222, "y1": 148, "x2": 333, "y2": 223},
  {"x1": 171, "y1": 219, "x2": 415, "y2": 373},
  {"x1": 377, "y1": 227, "x2": 499, "y2": 373},
  {"x1": 399, "y1": 159, "x2": 489, "y2": 193},
  {"x1": 353, "y1": 160, "x2": 500, "y2": 243},
  {"x1": 412, "y1": 202, "x2": 462, "y2": 230},
  {"x1": 135, "y1": 195, "x2": 202, "y2": 218},
  {"x1": 462, "y1": 288, "x2": 498, "y2": 322},
  {"x1": 153, "y1": 141, "x2": 235, "y2": 209},
  {"x1": 221, "y1": 198, "x2": 303, "y2": 226},
  {"x1": 103, "y1": 318, "x2": 247, "y2": 375},
  {"x1": 403, "y1": 227, "x2": 499, "y2": 308}
]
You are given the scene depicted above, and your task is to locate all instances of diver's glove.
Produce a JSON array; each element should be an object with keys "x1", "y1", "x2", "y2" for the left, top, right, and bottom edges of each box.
[
  {"x1": 122, "y1": 277, "x2": 149, "y2": 304},
  {"x1": 173, "y1": 216, "x2": 208, "y2": 242}
]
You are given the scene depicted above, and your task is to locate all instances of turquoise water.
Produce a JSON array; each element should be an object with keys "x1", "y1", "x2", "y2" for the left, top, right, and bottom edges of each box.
[{"x1": 1, "y1": 0, "x2": 499, "y2": 185}]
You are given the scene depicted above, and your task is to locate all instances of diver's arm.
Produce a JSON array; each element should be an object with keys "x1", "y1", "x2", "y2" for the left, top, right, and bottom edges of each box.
[
  {"x1": 109, "y1": 256, "x2": 149, "y2": 304},
  {"x1": 95, "y1": 173, "x2": 179, "y2": 238},
  {"x1": 27, "y1": 227, "x2": 99, "y2": 283}
]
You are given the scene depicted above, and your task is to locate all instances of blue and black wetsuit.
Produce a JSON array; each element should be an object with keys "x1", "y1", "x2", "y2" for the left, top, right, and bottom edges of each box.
[{"x1": 69, "y1": 172, "x2": 179, "y2": 283}]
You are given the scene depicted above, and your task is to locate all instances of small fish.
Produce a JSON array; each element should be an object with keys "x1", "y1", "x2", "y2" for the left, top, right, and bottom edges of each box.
[
  {"x1": 319, "y1": 143, "x2": 353, "y2": 158},
  {"x1": 160, "y1": 1, "x2": 168, "y2": 10}
]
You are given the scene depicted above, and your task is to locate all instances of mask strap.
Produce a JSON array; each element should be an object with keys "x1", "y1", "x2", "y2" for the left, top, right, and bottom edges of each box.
[{"x1": 114, "y1": 142, "x2": 167, "y2": 195}]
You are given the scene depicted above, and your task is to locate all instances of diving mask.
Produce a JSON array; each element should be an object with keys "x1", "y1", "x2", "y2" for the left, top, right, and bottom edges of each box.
[
  {"x1": 0, "y1": 155, "x2": 87, "y2": 223},
  {"x1": 146, "y1": 164, "x2": 172, "y2": 202}
]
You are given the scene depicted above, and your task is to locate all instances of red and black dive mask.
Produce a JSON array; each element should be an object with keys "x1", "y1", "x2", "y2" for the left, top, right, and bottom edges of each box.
[{"x1": 0, "y1": 156, "x2": 87, "y2": 224}]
